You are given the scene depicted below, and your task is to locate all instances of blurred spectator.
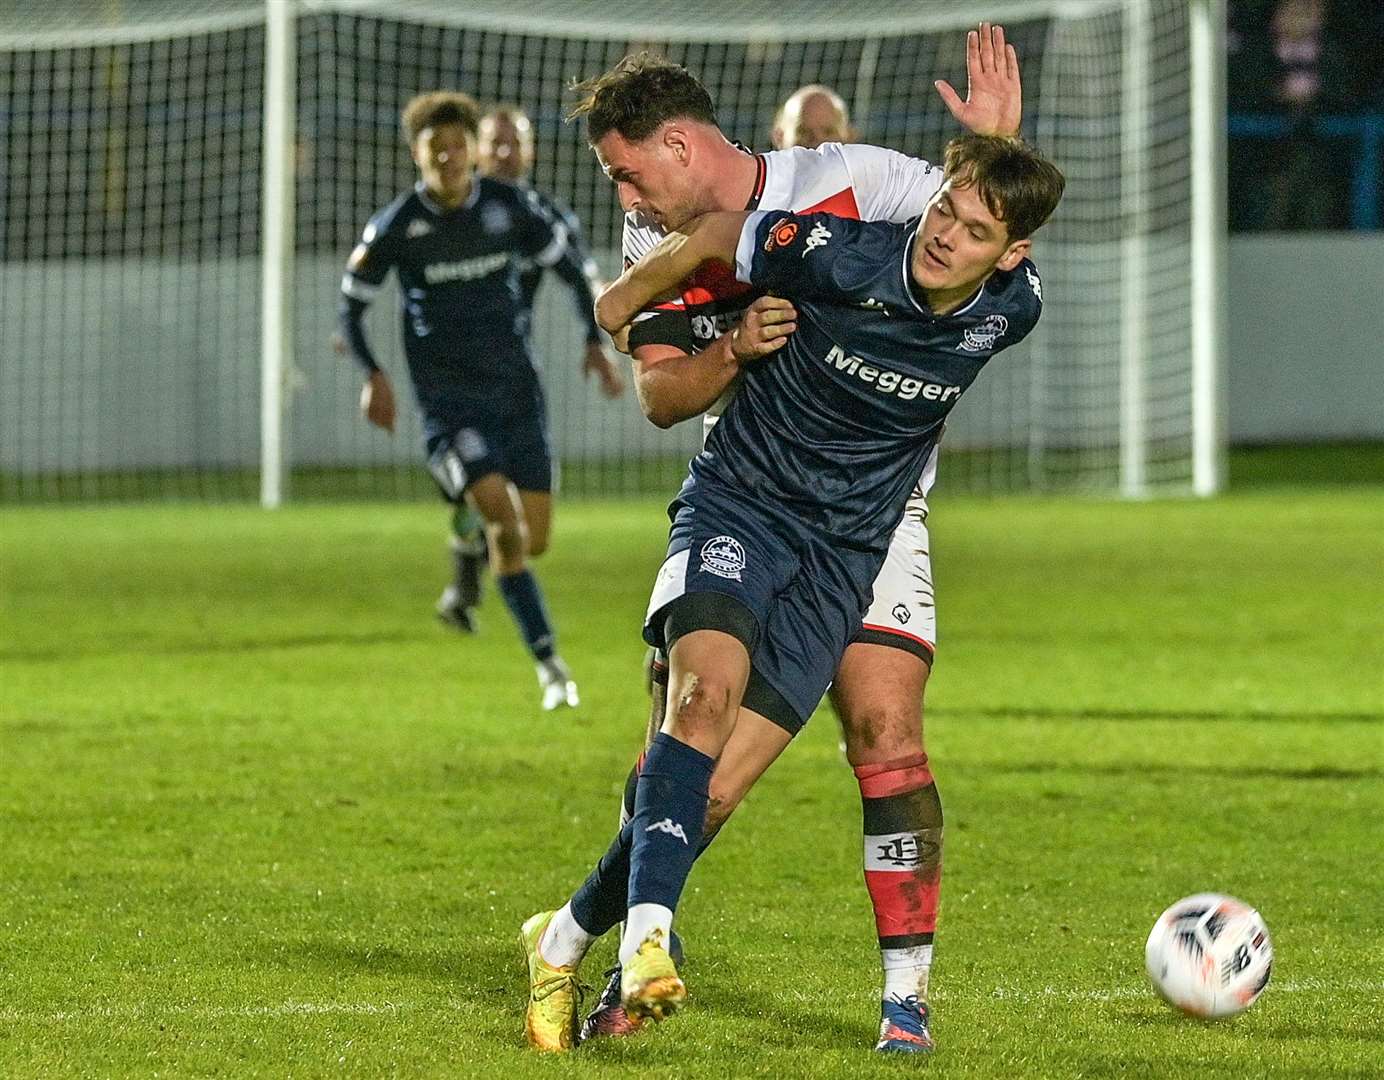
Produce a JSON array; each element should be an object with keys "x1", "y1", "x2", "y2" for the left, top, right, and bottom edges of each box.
[{"x1": 1226, "y1": 0, "x2": 1375, "y2": 230}]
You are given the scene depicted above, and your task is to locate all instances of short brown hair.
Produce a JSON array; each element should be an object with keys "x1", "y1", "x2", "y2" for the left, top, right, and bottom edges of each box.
[
  {"x1": 567, "y1": 53, "x2": 718, "y2": 144},
  {"x1": 401, "y1": 91, "x2": 481, "y2": 144},
  {"x1": 942, "y1": 134, "x2": 1066, "y2": 242}
]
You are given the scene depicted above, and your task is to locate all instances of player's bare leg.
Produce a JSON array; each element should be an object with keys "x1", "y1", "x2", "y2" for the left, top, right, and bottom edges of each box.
[
  {"x1": 518, "y1": 489, "x2": 553, "y2": 558},
  {"x1": 468, "y1": 473, "x2": 576, "y2": 709},
  {"x1": 830, "y1": 642, "x2": 939, "y2": 1053}
]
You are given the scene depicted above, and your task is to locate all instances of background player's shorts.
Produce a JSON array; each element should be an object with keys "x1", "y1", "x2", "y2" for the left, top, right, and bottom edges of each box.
[
  {"x1": 643, "y1": 479, "x2": 881, "y2": 734},
  {"x1": 854, "y1": 492, "x2": 937, "y2": 664},
  {"x1": 425, "y1": 408, "x2": 553, "y2": 501}
]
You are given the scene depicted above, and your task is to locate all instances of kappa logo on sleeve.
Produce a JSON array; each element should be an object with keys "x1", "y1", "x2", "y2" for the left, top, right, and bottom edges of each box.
[
  {"x1": 803, "y1": 221, "x2": 832, "y2": 256},
  {"x1": 347, "y1": 243, "x2": 369, "y2": 271},
  {"x1": 764, "y1": 219, "x2": 799, "y2": 252}
]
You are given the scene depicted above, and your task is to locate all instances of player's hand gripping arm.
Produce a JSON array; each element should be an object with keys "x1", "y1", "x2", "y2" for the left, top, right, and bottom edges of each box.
[
  {"x1": 934, "y1": 21, "x2": 1023, "y2": 138},
  {"x1": 596, "y1": 212, "x2": 797, "y2": 429}
]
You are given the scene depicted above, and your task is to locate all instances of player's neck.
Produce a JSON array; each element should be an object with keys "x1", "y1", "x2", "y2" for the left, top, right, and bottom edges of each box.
[
  {"x1": 707, "y1": 139, "x2": 761, "y2": 212},
  {"x1": 425, "y1": 176, "x2": 473, "y2": 210},
  {"x1": 924, "y1": 273, "x2": 990, "y2": 316}
]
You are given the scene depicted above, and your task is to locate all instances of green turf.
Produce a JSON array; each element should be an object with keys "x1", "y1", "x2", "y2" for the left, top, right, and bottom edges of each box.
[{"x1": 2, "y1": 491, "x2": 1381, "y2": 1077}]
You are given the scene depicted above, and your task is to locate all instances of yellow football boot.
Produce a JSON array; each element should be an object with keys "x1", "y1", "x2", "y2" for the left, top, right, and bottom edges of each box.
[
  {"x1": 519, "y1": 910, "x2": 582, "y2": 1052},
  {"x1": 619, "y1": 928, "x2": 686, "y2": 1022}
]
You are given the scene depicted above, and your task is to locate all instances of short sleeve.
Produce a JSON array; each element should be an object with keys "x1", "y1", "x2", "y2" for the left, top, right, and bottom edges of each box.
[
  {"x1": 734, "y1": 211, "x2": 897, "y2": 304},
  {"x1": 341, "y1": 210, "x2": 402, "y2": 302}
]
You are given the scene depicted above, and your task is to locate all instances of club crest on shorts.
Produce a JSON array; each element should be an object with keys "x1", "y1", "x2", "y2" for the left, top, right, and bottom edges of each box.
[
  {"x1": 699, "y1": 535, "x2": 746, "y2": 580},
  {"x1": 764, "y1": 219, "x2": 798, "y2": 252}
]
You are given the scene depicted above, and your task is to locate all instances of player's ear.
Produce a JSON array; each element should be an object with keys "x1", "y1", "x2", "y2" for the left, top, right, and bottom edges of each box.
[
  {"x1": 663, "y1": 124, "x2": 691, "y2": 164},
  {"x1": 996, "y1": 237, "x2": 1030, "y2": 272}
]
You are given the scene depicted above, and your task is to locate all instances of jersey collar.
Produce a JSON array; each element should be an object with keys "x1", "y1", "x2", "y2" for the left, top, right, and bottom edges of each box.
[{"x1": 415, "y1": 177, "x2": 482, "y2": 216}]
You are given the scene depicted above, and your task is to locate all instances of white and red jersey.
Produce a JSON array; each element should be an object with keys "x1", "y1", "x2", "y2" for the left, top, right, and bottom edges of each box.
[{"x1": 623, "y1": 141, "x2": 944, "y2": 360}]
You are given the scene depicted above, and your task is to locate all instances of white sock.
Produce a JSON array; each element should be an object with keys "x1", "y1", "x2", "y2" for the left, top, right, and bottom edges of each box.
[
  {"x1": 882, "y1": 944, "x2": 933, "y2": 1001},
  {"x1": 538, "y1": 902, "x2": 595, "y2": 969},
  {"x1": 619, "y1": 903, "x2": 673, "y2": 966}
]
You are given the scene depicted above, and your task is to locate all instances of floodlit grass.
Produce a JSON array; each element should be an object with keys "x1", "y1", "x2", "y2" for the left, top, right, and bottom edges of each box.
[{"x1": 2, "y1": 490, "x2": 1381, "y2": 1077}]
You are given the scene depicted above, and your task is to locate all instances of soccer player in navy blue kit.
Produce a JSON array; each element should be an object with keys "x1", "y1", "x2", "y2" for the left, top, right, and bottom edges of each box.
[
  {"x1": 339, "y1": 91, "x2": 618, "y2": 710},
  {"x1": 520, "y1": 133, "x2": 1064, "y2": 1051}
]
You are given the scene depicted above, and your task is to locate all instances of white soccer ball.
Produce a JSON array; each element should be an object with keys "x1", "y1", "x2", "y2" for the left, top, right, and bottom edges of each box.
[{"x1": 1144, "y1": 893, "x2": 1273, "y2": 1019}]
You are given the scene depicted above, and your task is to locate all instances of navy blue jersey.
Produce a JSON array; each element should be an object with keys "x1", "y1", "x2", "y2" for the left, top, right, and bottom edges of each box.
[
  {"x1": 690, "y1": 209, "x2": 1043, "y2": 551},
  {"x1": 518, "y1": 186, "x2": 603, "y2": 345},
  {"x1": 339, "y1": 177, "x2": 566, "y2": 433}
]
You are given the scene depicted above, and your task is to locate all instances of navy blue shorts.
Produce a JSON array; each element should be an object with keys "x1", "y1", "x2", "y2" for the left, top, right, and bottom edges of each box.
[
  {"x1": 425, "y1": 409, "x2": 553, "y2": 502},
  {"x1": 643, "y1": 479, "x2": 882, "y2": 734}
]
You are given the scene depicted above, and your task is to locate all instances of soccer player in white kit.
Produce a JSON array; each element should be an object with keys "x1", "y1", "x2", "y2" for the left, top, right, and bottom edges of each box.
[{"x1": 524, "y1": 24, "x2": 1025, "y2": 1054}]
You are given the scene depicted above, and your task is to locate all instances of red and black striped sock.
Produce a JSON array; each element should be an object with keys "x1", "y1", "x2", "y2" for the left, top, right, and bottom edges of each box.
[{"x1": 855, "y1": 753, "x2": 943, "y2": 1000}]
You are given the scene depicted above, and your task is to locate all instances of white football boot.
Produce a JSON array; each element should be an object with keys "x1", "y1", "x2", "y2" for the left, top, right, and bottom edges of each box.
[{"x1": 537, "y1": 657, "x2": 579, "y2": 711}]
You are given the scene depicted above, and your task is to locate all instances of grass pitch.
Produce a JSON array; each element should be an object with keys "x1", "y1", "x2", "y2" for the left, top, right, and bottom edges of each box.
[{"x1": 2, "y1": 488, "x2": 1381, "y2": 1077}]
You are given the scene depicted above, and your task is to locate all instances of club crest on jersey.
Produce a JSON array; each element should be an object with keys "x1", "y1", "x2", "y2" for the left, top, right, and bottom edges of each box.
[
  {"x1": 481, "y1": 203, "x2": 512, "y2": 235},
  {"x1": 959, "y1": 313, "x2": 1009, "y2": 352},
  {"x1": 764, "y1": 219, "x2": 798, "y2": 252},
  {"x1": 804, "y1": 221, "x2": 832, "y2": 255},
  {"x1": 699, "y1": 535, "x2": 746, "y2": 580},
  {"x1": 406, "y1": 218, "x2": 434, "y2": 239}
]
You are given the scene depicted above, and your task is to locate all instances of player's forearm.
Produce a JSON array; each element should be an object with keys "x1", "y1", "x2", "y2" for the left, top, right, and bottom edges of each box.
[
  {"x1": 552, "y1": 248, "x2": 604, "y2": 344},
  {"x1": 338, "y1": 296, "x2": 381, "y2": 374},
  {"x1": 634, "y1": 334, "x2": 740, "y2": 429},
  {"x1": 596, "y1": 212, "x2": 749, "y2": 334}
]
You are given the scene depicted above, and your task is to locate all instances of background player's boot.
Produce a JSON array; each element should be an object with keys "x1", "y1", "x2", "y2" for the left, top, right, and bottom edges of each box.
[
  {"x1": 537, "y1": 656, "x2": 579, "y2": 711},
  {"x1": 875, "y1": 994, "x2": 934, "y2": 1054},
  {"x1": 435, "y1": 584, "x2": 477, "y2": 634},
  {"x1": 579, "y1": 966, "x2": 644, "y2": 1042},
  {"x1": 519, "y1": 911, "x2": 583, "y2": 1052},
  {"x1": 620, "y1": 928, "x2": 685, "y2": 1022}
]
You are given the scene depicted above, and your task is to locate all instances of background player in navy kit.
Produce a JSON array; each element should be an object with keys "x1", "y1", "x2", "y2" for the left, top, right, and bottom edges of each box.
[
  {"x1": 477, "y1": 105, "x2": 625, "y2": 400},
  {"x1": 547, "y1": 30, "x2": 1024, "y2": 1047},
  {"x1": 338, "y1": 91, "x2": 591, "y2": 711},
  {"x1": 520, "y1": 133, "x2": 1064, "y2": 1053},
  {"x1": 460, "y1": 105, "x2": 625, "y2": 630}
]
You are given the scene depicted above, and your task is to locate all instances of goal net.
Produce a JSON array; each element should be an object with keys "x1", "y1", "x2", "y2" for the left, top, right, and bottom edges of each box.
[{"x1": 0, "y1": 0, "x2": 1223, "y2": 502}]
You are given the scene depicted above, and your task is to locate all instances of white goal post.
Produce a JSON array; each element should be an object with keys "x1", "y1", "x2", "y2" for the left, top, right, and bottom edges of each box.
[{"x1": 0, "y1": 0, "x2": 1225, "y2": 504}]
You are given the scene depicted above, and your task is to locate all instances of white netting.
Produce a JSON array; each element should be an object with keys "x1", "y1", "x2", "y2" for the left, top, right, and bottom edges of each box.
[{"x1": 0, "y1": 0, "x2": 1208, "y2": 501}]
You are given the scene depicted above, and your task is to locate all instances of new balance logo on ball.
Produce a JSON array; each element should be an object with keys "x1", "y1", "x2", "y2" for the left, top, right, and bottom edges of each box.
[{"x1": 645, "y1": 818, "x2": 689, "y2": 844}]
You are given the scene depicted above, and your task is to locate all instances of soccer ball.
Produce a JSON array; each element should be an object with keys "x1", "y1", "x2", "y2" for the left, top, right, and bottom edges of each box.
[{"x1": 1144, "y1": 893, "x2": 1273, "y2": 1019}]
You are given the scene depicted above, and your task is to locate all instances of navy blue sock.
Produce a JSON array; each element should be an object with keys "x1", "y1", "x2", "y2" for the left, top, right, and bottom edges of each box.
[
  {"x1": 627, "y1": 732, "x2": 715, "y2": 912},
  {"x1": 569, "y1": 819, "x2": 635, "y2": 937},
  {"x1": 496, "y1": 569, "x2": 555, "y2": 661}
]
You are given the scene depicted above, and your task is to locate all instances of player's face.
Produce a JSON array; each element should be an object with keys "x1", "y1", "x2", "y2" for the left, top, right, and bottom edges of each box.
[
  {"x1": 776, "y1": 93, "x2": 850, "y2": 149},
  {"x1": 412, "y1": 122, "x2": 475, "y2": 204},
  {"x1": 914, "y1": 181, "x2": 1029, "y2": 299},
  {"x1": 594, "y1": 128, "x2": 709, "y2": 230},
  {"x1": 478, "y1": 114, "x2": 534, "y2": 182}
]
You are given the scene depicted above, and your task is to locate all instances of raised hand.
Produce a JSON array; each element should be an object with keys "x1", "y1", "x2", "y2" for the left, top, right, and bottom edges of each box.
[{"x1": 934, "y1": 22, "x2": 1023, "y2": 138}]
